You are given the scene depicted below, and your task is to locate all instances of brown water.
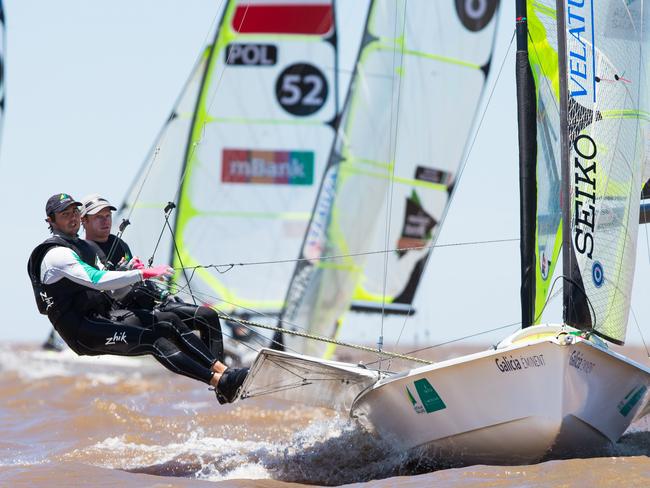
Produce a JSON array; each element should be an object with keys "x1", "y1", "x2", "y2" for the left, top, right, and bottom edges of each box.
[{"x1": 1, "y1": 343, "x2": 649, "y2": 487}]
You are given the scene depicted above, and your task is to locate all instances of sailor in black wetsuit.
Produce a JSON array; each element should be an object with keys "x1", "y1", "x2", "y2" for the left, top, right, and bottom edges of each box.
[
  {"x1": 79, "y1": 193, "x2": 228, "y2": 362},
  {"x1": 28, "y1": 193, "x2": 247, "y2": 403}
]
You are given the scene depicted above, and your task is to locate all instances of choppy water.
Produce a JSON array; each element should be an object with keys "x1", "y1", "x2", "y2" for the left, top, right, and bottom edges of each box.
[{"x1": 1, "y1": 343, "x2": 649, "y2": 487}]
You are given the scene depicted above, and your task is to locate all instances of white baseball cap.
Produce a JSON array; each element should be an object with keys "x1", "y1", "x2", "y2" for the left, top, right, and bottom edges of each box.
[{"x1": 80, "y1": 193, "x2": 117, "y2": 217}]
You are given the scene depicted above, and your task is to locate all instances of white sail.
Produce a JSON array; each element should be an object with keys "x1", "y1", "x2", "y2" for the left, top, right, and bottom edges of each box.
[
  {"x1": 561, "y1": 0, "x2": 649, "y2": 344},
  {"x1": 120, "y1": 1, "x2": 339, "y2": 316},
  {"x1": 119, "y1": 48, "x2": 210, "y2": 265},
  {"x1": 282, "y1": 0, "x2": 500, "y2": 356}
]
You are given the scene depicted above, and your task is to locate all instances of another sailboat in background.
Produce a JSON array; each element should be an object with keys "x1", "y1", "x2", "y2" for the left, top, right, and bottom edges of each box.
[
  {"x1": 276, "y1": 0, "x2": 501, "y2": 357},
  {"x1": 239, "y1": 0, "x2": 650, "y2": 465},
  {"x1": 118, "y1": 0, "x2": 343, "y2": 361}
]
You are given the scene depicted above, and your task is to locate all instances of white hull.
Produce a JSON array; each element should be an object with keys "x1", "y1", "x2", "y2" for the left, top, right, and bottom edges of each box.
[{"x1": 350, "y1": 325, "x2": 650, "y2": 465}]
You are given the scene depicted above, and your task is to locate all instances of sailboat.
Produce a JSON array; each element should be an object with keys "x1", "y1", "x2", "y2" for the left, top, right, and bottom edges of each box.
[
  {"x1": 118, "y1": 0, "x2": 343, "y2": 360},
  {"x1": 237, "y1": 0, "x2": 650, "y2": 465}
]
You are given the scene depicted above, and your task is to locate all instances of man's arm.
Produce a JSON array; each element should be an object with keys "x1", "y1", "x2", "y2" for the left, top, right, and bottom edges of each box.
[{"x1": 40, "y1": 246, "x2": 143, "y2": 290}]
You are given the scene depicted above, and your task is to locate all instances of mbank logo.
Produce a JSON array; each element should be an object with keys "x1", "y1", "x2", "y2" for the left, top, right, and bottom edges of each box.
[{"x1": 222, "y1": 149, "x2": 314, "y2": 185}]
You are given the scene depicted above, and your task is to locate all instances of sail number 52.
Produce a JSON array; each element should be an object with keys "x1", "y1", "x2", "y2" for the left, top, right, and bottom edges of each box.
[{"x1": 276, "y1": 63, "x2": 328, "y2": 116}]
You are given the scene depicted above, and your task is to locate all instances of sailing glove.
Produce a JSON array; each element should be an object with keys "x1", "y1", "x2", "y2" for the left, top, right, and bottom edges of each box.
[{"x1": 142, "y1": 265, "x2": 174, "y2": 280}]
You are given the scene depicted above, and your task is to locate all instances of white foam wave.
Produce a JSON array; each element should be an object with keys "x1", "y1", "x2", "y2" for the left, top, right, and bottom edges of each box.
[
  {"x1": 79, "y1": 415, "x2": 405, "y2": 484},
  {"x1": 0, "y1": 456, "x2": 49, "y2": 468},
  {"x1": 0, "y1": 346, "x2": 152, "y2": 382}
]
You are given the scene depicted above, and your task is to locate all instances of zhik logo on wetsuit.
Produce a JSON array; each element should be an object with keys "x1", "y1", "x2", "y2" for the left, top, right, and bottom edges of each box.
[
  {"x1": 39, "y1": 291, "x2": 54, "y2": 310},
  {"x1": 105, "y1": 331, "x2": 127, "y2": 345}
]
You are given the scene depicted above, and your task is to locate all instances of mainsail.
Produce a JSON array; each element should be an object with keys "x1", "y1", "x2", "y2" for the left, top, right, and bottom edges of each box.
[
  {"x1": 280, "y1": 0, "x2": 501, "y2": 356},
  {"x1": 560, "y1": 0, "x2": 649, "y2": 344},
  {"x1": 522, "y1": 0, "x2": 563, "y2": 324},
  {"x1": 120, "y1": 1, "x2": 339, "y2": 317}
]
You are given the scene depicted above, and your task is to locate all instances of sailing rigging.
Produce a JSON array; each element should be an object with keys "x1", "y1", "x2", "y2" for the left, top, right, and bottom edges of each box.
[{"x1": 235, "y1": 0, "x2": 650, "y2": 466}]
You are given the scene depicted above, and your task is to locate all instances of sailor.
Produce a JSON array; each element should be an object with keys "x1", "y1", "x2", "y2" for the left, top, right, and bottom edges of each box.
[
  {"x1": 28, "y1": 193, "x2": 247, "y2": 403},
  {"x1": 79, "y1": 193, "x2": 228, "y2": 360}
]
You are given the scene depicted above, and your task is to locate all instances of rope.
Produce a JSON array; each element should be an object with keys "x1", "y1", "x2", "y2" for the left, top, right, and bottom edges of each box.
[
  {"x1": 172, "y1": 237, "x2": 519, "y2": 272},
  {"x1": 630, "y1": 306, "x2": 650, "y2": 358},
  {"x1": 215, "y1": 313, "x2": 433, "y2": 365},
  {"x1": 377, "y1": 0, "x2": 409, "y2": 369}
]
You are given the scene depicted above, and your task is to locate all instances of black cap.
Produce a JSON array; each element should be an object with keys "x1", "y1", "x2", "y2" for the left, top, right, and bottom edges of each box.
[{"x1": 45, "y1": 193, "x2": 82, "y2": 216}]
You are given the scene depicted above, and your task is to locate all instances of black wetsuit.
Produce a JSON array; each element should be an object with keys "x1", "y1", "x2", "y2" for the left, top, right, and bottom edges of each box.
[
  {"x1": 28, "y1": 232, "x2": 217, "y2": 384},
  {"x1": 91, "y1": 234, "x2": 225, "y2": 361}
]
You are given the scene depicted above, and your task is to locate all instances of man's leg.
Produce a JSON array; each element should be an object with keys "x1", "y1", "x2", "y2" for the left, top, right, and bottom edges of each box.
[
  {"x1": 145, "y1": 307, "x2": 248, "y2": 403},
  {"x1": 158, "y1": 301, "x2": 225, "y2": 362},
  {"x1": 57, "y1": 310, "x2": 217, "y2": 385}
]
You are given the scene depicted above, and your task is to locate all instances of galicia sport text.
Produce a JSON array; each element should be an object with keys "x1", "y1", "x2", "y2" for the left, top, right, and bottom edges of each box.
[{"x1": 495, "y1": 354, "x2": 546, "y2": 373}]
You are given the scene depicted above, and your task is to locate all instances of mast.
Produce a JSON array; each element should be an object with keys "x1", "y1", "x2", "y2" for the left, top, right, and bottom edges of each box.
[
  {"x1": 515, "y1": 0, "x2": 537, "y2": 328},
  {"x1": 557, "y1": 0, "x2": 585, "y2": 331},
  {"x1": 556, "y1": 0, "x2": 591, "y2": 331}
]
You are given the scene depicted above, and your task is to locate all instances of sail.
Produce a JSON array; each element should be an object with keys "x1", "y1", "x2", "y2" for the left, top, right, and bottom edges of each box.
[
  {"x1": 560, "y1": 0, "x2": 649, "y2": 344},
  {"x1": 525, "y1": 1, "x2": 563, "y2": 322},
  {"x1": 281, "y1": 0, "x2": 500, "y2": 356},
  {"x1": 119, "y1": 48, "x2": 211, "y2": 267},
  {"x1": 120, "y1": 0, "x2": 338, "y2": 315}
]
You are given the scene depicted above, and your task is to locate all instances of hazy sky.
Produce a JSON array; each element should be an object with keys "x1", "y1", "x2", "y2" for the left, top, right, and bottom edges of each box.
[{"x1": 3, "y1": 1, "x2": 650, "y2": 352}]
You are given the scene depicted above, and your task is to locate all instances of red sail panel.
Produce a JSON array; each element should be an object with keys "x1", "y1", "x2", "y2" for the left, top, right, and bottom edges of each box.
[{"x1": 233, "y1": 4, "x2": 333, "y2": 35}]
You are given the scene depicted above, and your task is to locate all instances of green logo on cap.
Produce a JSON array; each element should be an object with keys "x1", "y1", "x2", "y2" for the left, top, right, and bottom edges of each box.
[{"x1": 60, "y1": 193, "x2": 68, "y2": 200}]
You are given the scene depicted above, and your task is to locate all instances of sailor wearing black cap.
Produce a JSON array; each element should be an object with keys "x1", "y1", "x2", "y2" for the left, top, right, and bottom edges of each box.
[{"x1": 27, "y1": 193, "x2": 243, "y2": 401}]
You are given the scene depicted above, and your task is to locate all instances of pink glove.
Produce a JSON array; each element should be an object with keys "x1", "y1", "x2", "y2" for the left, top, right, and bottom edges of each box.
[
  {"x1": 127, "y1": 257, "x2": 146, "y2": 270},
  {"x1": 142, "y1": 265, "x2": 174, "y2": 280}
]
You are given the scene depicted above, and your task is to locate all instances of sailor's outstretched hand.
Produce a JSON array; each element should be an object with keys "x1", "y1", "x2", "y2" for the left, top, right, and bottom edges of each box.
[{"x1": 142, "y1": 265, "x2": 174, "y2": 280}]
